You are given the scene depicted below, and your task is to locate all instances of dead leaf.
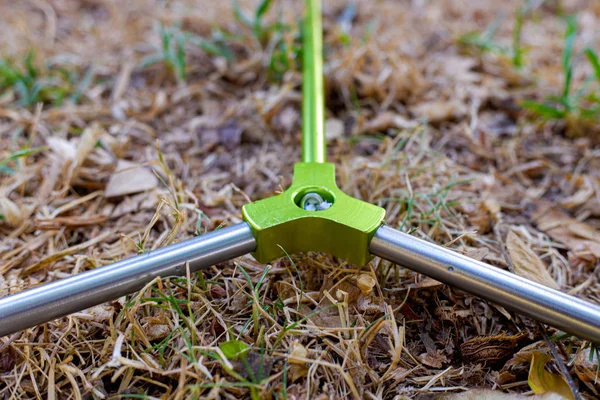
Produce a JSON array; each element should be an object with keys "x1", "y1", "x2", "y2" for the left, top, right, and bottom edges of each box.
[
  {"x1": 412, "y1": 276, "x2": 443, "y2": 289},
  {"x1": 441, "y1": 56, "x2": 480, "y2": 84},
  {"x1": 411, "y1": 100, "x2": 467, "y2": 123},
  {"x1": 419, "y1": 349, "x2": 448, "y2": 368},
  {"x1": 567, "y1": 222, "x2": 597, "y2": 241},
  {"x1": 387, "y1": 367, "x2": 413, "y2": 384},
  {"x1": 46, "y1": 137, "x2": 76, "y2": 161},
  {"x1": 109, "y1": 189, "x2": 160, "y2": 217},
  {"x1": 532, "y1": 201, "x2": 600, "y2": 258},
  {"x1": 145, "y1": 324, "x2": 170, "y2": 341},
  {"x1": 0, "y1": 197, "x2": 24, "y2": 227},
  {"x1": 573, "y1": 347, "x2": 600, "y2": 384},
  {"x1": 463, "y1": 247, "x2": 490, "y2": 261},
  {"x1": 0, "y1": 346, "x2": 18, "y2": 373},
  {"x1": 356, "y1": 294, "x2": 386, "y2": 315},
  {"x1": 325, "y1": 118, "x2": 344, "y2": 140},
  {"x1": 276, "y1": 106, "x2": 298, "y2": 132},
  {"x1": 88, "y1": 305, "x2": 114, "y2": 323},
  {"x1": 438, "y1": 389, "x2": 567, "y2": 399},
  {"x1": 359, "y1": 112, "x2": 418, "y2": 134},
  {"x1": 482, "y1": 198, "x2": 501, "y2": 218},
  {"x1": 506, "y1": 231, "x2": 559, "y2": 289},
  {"x1": 288, "y1": 364, "x2": 309, "y2": 382},
  {"x1": 219, "y1": 119, "x2": 243, "y2": 150},
  {"x1": 528, "y1": 352, "x2": 574, "y2": 400},
  {"x1": 559, "y1": 177, "x2": 594, "y2": 210},
  {"x1": 289, "y1": 341, "x2": 308, "y2": 364},
  {"x1": 229, "y1": 352, "x2": 273, "y2": 381},
  {"x1": 104, "y1": 160, "x2": 159, "y2": 198},
  {"x1": 76, "y1": 124, "x2": 103, "y2": 169},
  {"x1": 504, "y1": 342, "x2": 550, "y2": 369}
]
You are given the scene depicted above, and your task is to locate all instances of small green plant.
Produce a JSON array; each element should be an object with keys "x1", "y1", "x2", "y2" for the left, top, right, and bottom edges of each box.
[
  {"x1": 191, "y1": 339, "x2": 269, "y2": 400},
  {"x1": 141, "y1": 24, "x2": 187, "y2": 82},
  {"x1": 512, "y1": 3, "x2": 527, "y2": 68},
  {"x1": 0, "y1": 146, "x2": 47, "y2": 175},
  {"x1": 187, "y1": 29, "x2": 234, "y2": 61},
  {"x1": 521, "y1": 16, "x2": 600, "y2": 126},
  {"x1": 380, "y1": 179, "x2": 469, "y2": 231},
  {"x1": 136, "y1": 282, "x2": 198, "y2": 364},
  {"x1": 141, "y1": 24, "x2": 233, "y2": 82},
  {"x1": 458, "y1": 1, "x2": 535, "y2": 69},
  {"x1": 238, "y1": 264, "x2": 272, "y2": 337},
  {"x1": 267, "y1": 20, "x2": 303, "y2": 82},
  {"x1": 233, "y1": 0, "x2": 303, "y2": 81},
  {"x1": 459, "y1": 16, "x2": 506, "y2": 55},
  {"x1": 0, "y1": 50, "x2": 93, "y2": 107},
  {"x1": 233, "y1": 0, "x2": 274, "y2": 45}
]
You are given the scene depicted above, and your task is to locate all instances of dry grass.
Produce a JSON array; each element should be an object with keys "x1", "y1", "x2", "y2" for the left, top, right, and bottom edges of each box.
[{"x1": 1, "y1": 0, "x2": 600, "y2": 399}]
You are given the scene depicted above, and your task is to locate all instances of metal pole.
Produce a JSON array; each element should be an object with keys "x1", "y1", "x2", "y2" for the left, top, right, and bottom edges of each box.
[
  {"x1": 0, "y1": 223, "x2": 256, "y2": 337},
  {"x1": 302, "y1": 0, "x2": 326, "y2": 163},
  {"x1": 370, "y1": 225, "x2": 600, "y2": 343}
]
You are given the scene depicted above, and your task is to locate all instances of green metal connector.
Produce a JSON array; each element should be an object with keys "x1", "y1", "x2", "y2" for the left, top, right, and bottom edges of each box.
[
  {"x1": 242, "y1": 163, "x2": 385, "y2": 265},
  {"x1": 242, "y1": 0, "x2": 385, "y2": 265}
]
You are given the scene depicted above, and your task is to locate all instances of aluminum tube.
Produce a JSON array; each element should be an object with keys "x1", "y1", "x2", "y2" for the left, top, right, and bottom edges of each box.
[
  {"x1": 301, "y1": 0, "x2": 326, "y2": 163},
  {"x1": 370, "y1": 225, "x2": 600, "y2": 343},
  {"x1": 0, "y1": 223, "x2": 256, "y2": 337}
]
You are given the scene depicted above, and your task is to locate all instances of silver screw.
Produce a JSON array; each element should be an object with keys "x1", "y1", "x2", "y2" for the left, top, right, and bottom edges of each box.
[{"x1": 300, "y1": 192, "x2": 332, "y2": 211}]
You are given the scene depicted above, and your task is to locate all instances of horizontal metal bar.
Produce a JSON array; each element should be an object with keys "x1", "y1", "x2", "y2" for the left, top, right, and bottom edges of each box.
[
  {"x1": 0, "y1": 223, "x2": 256, "y2": 337},
  {"x1": 370, "y1": 225, "x2": 600, "y2": 343}
]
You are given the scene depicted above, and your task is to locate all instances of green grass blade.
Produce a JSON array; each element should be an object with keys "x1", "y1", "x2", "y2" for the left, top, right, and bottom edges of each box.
[
  {"x1": 584, "y1": 48, "x2": 600, "y2": 86},
  {"x1": 188, "y1": 35, "x2": 233, "y2": 60},
  {"x1": 562, "y1": 16, "x2": 577, "y2": 98},
  {"x1": 14, "y1": 80, "x2": 32, "y2": 106},
  {"x1": 255, "y1": 0, "x2": 272, "y2": 21},
  {"x1": 233, "y1": 1, "x2": 253, "y2": 28},
  {"x1": 69, "y1": 67, "x2": 95, "y2": 103},
  {"x1": 139, "y1": 53, "x2": 165, "y2": 70},
  {"x1": 512, "y1": 6, "x2": 525, "y2": 68},
  {"x1": 521, "y1": 100, "x2": 567, "y2": 119},
  {"x1": 24, "y1": 49, "x2": 38, "y2": 79},
  {"x1": 0, "y1": 60, "x2": 21, "y2": 85},
  {"x1": 253, "y1": 0, "x2": 273, "y2": 42},
  {"x1": 175, "y1": 31, "x2": 186, "y2": 81},
  {"x1": 237, "y1": 264, "x2": 255, "y2": 292},
  {"x1": 0, "y1": 146, "x2": 47, "y2": 174}
]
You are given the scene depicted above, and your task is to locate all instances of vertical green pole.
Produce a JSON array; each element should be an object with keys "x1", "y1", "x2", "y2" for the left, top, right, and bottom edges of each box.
[{"x1": 302, "y1": 0, "x2": 326, "y2": 163}]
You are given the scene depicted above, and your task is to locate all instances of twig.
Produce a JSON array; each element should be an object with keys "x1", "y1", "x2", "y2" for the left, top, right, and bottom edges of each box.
[{"x1": 539, "y1": 323, "x2": 582, "y2": 400}]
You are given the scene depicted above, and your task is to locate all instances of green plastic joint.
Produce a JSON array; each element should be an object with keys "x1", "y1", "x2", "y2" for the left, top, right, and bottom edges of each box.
[{"x1": 242, "y1": 162, "x2": 386, "y2": 265}]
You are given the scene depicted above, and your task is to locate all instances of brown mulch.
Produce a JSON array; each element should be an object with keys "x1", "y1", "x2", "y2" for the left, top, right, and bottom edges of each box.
[{"x1": 1, "y1": 0, "x2": 599, "y2": 398}]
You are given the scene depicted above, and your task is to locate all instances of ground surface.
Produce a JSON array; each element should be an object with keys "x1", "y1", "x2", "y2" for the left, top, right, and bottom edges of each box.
[{"x1": 1, "y1": 0, "x2": 600, "y2": 399}]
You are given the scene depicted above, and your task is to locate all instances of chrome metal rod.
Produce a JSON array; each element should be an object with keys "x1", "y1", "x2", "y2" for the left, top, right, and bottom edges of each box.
[
  {"x1": 370, "y1": 225, "x2": 600, "y2": 343},
  {"x1": 0, "y1": 223, "x2": 256, "y2": 337}
]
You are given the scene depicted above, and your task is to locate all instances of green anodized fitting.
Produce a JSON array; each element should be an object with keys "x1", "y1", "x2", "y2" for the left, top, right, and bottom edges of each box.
[
  {"x1": 242, "y1": 0, "x2": 385, "y2": 265},
  {"x1": 242, "y1": 163, "x2": 386, "y2": 265}
]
